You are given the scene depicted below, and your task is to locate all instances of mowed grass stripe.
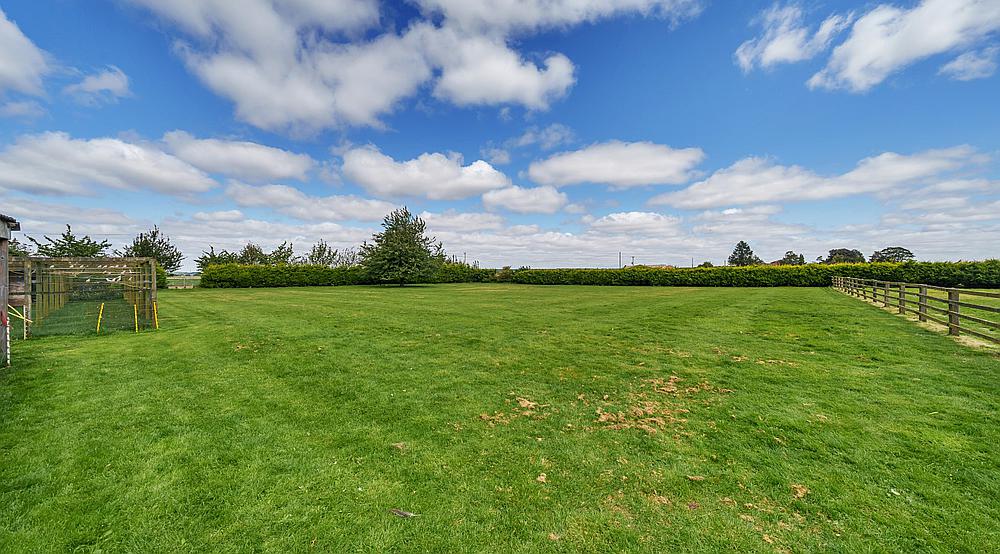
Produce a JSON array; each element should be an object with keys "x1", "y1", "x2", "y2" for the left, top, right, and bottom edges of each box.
[{"x1": 1, "y1": 285, "x2": 998, "y2": 552}]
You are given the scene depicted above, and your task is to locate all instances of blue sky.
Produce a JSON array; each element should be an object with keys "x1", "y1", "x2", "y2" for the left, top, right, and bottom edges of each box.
[{"x1": 1, "y1": 0, "x2": 998, "y2": 270}]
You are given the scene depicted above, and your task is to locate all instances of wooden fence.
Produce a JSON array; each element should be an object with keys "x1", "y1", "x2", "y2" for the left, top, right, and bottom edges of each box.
[{"x1": 833, "y1": 276, "x2": 999, "y2": 344}]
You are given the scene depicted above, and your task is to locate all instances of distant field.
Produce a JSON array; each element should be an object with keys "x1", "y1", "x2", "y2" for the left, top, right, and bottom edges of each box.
[
  {"x1": 1, "y1": 285, "x2": 998, "y2": 552},
  {"x1": 166, "y1": 275, "x2": 200, "y2": 288}
]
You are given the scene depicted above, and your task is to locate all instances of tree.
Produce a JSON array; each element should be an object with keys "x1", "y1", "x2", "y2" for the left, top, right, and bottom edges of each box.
[
  {"x1": 361, "y1": 208, "x2": 443, "y2": 286},
  {"x1": 774, "y1": 250, "x2": 806, "y2": 265},
  {"x1": 8, "y1": 238, "x2": 31, "y2": 257},
  {"x1": 821, "y1": 248, "x2": 866, "y2": 264},
  {"x1": 27, "y1": 225, "x2": 110, "y2": 257},
  {"x1": 870, "y1": 246, "x2": 914, "y2": 263},
  {"x1": 697, "y1": 261, "x2": 714, "y2": 268},
  {"x1": 727, "y1": 241, "x2": 763, "y2": 266},
  {"x1": 116, "y1": 226, "x2": 184, "y2": 272}
]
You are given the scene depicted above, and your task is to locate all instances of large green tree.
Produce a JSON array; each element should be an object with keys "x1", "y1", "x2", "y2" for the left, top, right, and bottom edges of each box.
[
  {"x1": 870, "y1": 246, "x2": 915, "y2": 263},
  {"x1": 774, "y1": 250, "x2": 806, "y2": 265},
  {"x1": 727, "y1": 241, "x2": 763, "y2": 266},
  {"x1": 8, "y1": 238, "x2": 31, "y2": 257},
  {"x1": 117, "y1": 226, "x2": 184, "y2": 272},
  {"x1": 361, "y1": 208, "x2": 443, "y2": 286},
  {"x1": 27, "y1": 225, "x2": 110, "y2": 257},
  {"x1": 821, "y1": 248, "x2": 866, "y2": 264}
]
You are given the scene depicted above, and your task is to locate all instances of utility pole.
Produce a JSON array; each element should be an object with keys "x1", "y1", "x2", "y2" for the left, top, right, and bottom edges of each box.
[
  {"x1": 618, "y1": 251, "x2": 622, "y2": 268},
  {"x1": 631, "y1": 256, "x2": 635, "y2": 266}
]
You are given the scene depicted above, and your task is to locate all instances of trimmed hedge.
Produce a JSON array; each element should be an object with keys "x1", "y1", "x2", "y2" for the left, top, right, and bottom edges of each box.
[
  {"x1": 200, "y1": 260, "x2": 1000, "y2": 289},
  {"x1": 510, "y1": 261, "x2": 1000, "y2": 288}
]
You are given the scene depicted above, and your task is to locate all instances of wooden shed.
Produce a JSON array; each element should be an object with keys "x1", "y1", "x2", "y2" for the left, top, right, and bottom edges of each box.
[{"x1": 1, "y1": 214, "x2": 21, "y2": 366}]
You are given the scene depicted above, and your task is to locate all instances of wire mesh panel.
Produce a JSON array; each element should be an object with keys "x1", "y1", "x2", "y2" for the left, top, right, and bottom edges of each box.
[{"x1": 11, "y1": 257, "x2": 158, "y2": 337}]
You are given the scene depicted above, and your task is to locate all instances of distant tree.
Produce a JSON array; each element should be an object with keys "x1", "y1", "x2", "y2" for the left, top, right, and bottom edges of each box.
[
  {"x1": 304, "y1": 240, "x2": 339, "y2": 266},
  {"x1": 267, "y1": 242, "x2": 295, "y2": 264},
  {"x1": 236, "y1": 243, "x2": 269, "y2": 265},
  {"x1": 361, "y1": 208, "x2": 443, "y2": 286},
  {"x1": 727, "y1": 241, "x2": 763, "y2": 266},
  {"x1": 8, "y1": 238, "x2": 31, "y2": 257},
  {"x1": 27, "y1": 225, "x2": 110, "y2": 257},
  {"x1": 774, "y1": 250, "x2": 806, "y2": 266},
  {"x1": 697, "y1": 261, "x2": 714, "y2": 268},
  {"x1": 116, "y1": 226, "x2": 184, "y2": 272},
  {"x1": 334, "y1": 248, "x2": 360, "y2": 267},
  {"x1": 822, "y1": 248, "x2": 866, "y2": 264},
  {"x1": 195, "y1": 246, "x2": 239, "y2": 272},
  {"x1": 870, "y1": 246, "x2": 915, "y2": 263}
]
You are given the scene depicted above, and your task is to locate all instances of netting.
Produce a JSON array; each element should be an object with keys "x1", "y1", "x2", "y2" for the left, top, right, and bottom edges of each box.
[{"x1": 9, "y1": 257, "x2": 158, "y2": 338}]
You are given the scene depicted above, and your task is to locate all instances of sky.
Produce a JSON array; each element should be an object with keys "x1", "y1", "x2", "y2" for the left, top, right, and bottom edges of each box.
[{"x1": 1, "y1": 0, "x2": 998, "y2": 271}]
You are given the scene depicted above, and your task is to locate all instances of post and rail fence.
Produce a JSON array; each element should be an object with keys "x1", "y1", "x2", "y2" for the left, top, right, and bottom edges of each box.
[{"x1": 833, "y1": 276, "x2": 999, "y2": 344}]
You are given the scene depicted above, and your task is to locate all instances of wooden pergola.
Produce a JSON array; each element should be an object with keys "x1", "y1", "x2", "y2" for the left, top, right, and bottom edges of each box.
[{"x1": 1, "y1": 214, "x2": 21, "y2": 366}]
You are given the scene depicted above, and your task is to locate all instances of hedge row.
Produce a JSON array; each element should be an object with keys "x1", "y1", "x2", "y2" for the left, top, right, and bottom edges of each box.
[
  {"x1": 200, "y1": 260, "x2": 1000, "y2": 289},
  {"x1": 509, "y1": 261, "x2": 1000, "y2": 288}
]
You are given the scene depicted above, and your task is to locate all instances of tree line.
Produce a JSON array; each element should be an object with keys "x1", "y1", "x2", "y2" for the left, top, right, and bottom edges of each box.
[
  {"x1": 12, "y1": 208, "x2": 448, "y2": 286},
  {"x1": 720, "y1": 241, "x2": 915, "y2": 268}
]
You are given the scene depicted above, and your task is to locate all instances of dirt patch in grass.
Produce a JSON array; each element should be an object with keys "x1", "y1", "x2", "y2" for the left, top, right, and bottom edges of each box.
[
  {"x1": 589, "y1": 375, "x2": 733, "y2": 435},
  {"x1": 479, "y1": 395, "x2": 552, "y2": 427}
]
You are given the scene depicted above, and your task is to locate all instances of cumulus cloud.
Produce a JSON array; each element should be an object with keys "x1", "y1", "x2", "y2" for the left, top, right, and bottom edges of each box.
[
  {"x1": 420, "y1": 210, "x2": 504, "y2": 231},
  {"x1": 163, "y1": 131, "x2": 315, "y2": 181},
  {"x1": 939, "y1": 46, "x2": 1000, "y2": 81},
  {"x1": 482, "y1": 185, "x2": 568, "y2": 214},
  {"x1": 528, "y1": 141, "x2": 705, "y2": 187},
  {"x1": 650, "y1": 146, "x2": 983, "y2": 209},
  {"x1": 0, "y1": 132, "x2": 217, "y2": 196},
  {"x1": 125, "y1": 0, "x2": 700, "y2": 133},
  {"x1": 736, "y1": 4, "x2": 851, "y2": 72},
  {"x1": 0, "y1": 8, "x2": 50, "y2": 96},
  {"x1": 64, "y1": 66, "x2": 131, "y2": 105},
  {"x1": 588, "y1": 211, "x2": 681, "y2": 235},
  {"x1": 226, "y1": 181, "x2": 395, "y2": 221},
  {"x1": 809, "y1": 0, "x2": 1000, "y2": 91},
  {"x1": 193, "y1": 210, "x2": 245, "y2": 222},
  {"x1": 481, "y1": 123, "x2": 575, "y2": 165},
  {"x1": 425, "y1": 29, "x2": 575, "y2": 109},
  {"x1": 341, "y1": 146, "x2": 510, "y2": 200}
]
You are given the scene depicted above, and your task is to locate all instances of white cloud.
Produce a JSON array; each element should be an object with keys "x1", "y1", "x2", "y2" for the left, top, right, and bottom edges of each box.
[
  {"x1": 809, "y1": 0, "x2": 1000, "y2": 92},
  {"x1": 482, "y1": 185, "x2": 568, "y2": 214},
  {"x1": 0, "y1": 100, "x2": 44, "y2": 119},
  {"x1": 588, "y1": 211, "x2": 681, "y2": 235},
  {"x1": 0, "y1": 8, "x2": 50, "y2": 96},
  {"x1": 511, "y1": 123, "x2": 575, "y2": 150},
  {"x1": 420, "y1": 210, "x2": 504, "y2": 231},
  {"x1": 163, "y1": 131, "x2": 315, "y2": 181},
  {"x1": 939, "y1": 46, "x2": 1000, "y2": 81},
  {"x1": 415, "y1": 0, "x2": 703, "y2": 34},
  {"x1": 341, "y1": 146, "x2": 510, "y2": 200},
  {"x1": 226, "y1": 181, "x2": 395, "y2": 221},
  {"x1": 650, "y1": 146, "x2": 983, "y2": 209},
  {"x1": 736, "y1": 4, "x2": 851, "y2": 72},
  {"x1": 528, "y1": 141, "x2": 705, "y2": 187},
  {"x1": 193, "y1": 210, "x2": 245, "y2": 222},
  {"x1": 481, "y1": 147, "x2": 511, "y2": 165},
  {"x1": 64, "y1": 66, "x2": 131, "y2": 105},
  {"x1": 424, "y1": 29, "x2": 575, "y2": 109},
  {"x1": 0, "y1": 132, "x2": 217, "y2": 196},
  {"x1": 126, "y1": 0, "x2": 701, "y2": 133}
]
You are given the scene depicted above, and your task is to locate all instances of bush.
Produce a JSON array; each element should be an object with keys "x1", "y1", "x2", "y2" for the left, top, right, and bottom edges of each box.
[
  {"x1": 156, "y1": 265, "x2": 168, "y2": 290},
  {"x1": 198, "y1": 260, "x2": 1000, "y2": 289},
  {"x1": 509, "y1": 261, "x2": 1000, "y2": 288}
]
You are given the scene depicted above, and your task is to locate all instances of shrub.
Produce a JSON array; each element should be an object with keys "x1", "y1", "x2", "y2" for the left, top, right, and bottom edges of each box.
[{"x1": 198, "y1": 260, "x2": 1000, "y2": 289}]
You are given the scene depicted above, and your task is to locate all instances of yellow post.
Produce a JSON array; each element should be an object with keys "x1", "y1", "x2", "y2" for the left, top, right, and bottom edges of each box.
[
  {"x1": 153, "y1": 301, "x2": 159, "y2": 330},
  {"x1": 134, "y1": 304, "x2": 139, "y2": 334},
  {"x1": 97, "y1": 303, "x2": 105, "y2": 334}
]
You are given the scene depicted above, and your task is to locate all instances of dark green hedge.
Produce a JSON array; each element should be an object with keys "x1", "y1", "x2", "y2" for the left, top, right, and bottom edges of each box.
[
  {"x1": 509, "y1": 261, "x2": 1000, "y2": 288},
  {"x1": 200, "y1": 260, "x2": 1000, "y2": 289}
]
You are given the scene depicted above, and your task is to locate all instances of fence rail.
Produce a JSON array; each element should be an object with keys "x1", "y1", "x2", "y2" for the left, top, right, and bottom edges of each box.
[{"x1": 833, "y1": 276, "x2": 999, "y2": 344}]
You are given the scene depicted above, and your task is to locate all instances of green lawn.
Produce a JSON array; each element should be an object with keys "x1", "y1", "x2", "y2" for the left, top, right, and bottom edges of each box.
[{"x1": 1, "y1": 285, "x2": 998, "y2": 552}]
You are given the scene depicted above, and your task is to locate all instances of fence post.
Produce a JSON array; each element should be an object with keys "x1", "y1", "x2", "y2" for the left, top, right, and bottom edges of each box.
[
  {"x1": 947, "y1": 290, "x2": 960, "y2": 336},
  {"x1": 918, "y1": 286, "x2": 927, "y2": 322},
  {"x1": 897, "y1": 284, "x2": 905, "y2": 314}
]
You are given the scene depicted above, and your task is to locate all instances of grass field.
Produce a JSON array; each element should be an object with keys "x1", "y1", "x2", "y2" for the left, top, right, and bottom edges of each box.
[{"x1": 2, "y1": 285, "x2": 998, "y2": 552}]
